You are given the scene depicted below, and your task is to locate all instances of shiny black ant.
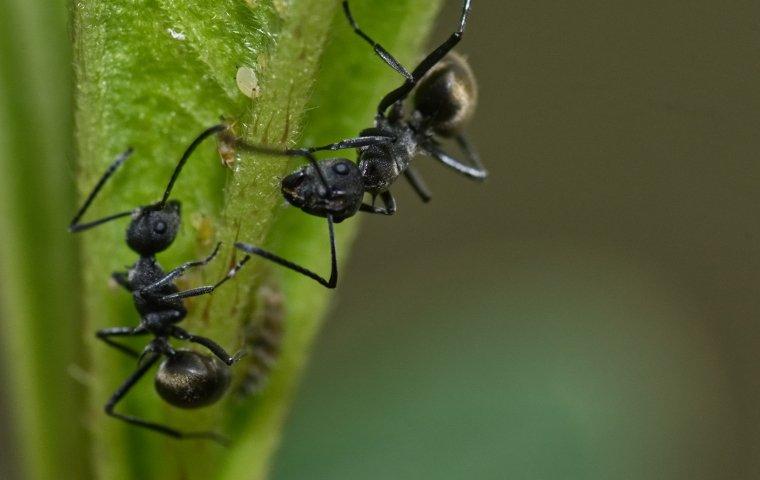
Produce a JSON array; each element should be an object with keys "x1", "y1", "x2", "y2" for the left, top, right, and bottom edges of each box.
[
  {"x1": 70, "y1": 125, "x2": 250, "y2": 443},
  {"x1": 230, "y1": 0, "x2": 485, "y2": 289}
]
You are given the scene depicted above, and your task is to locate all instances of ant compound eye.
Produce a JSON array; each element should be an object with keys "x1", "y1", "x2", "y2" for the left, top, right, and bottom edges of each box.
[
  {"x1": 154, "y1": 221, "x2": 167, "y2": 234},
  {"x1": 332, "y1": 162, "x2": 350, "y2": 175}
]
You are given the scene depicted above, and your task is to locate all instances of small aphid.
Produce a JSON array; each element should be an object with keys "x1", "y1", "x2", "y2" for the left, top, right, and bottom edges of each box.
[
  {"x1": 69, "y1": 125, "x2": 251, "y2": 443},
  {"x1": 236, "y1": 66, "x2": 260, "y2": 100},
  {"x1": 227, "y1": 0, "x2": 485, "y2": 289},
  {"x1": 238, "y1": 285, "x2": 285, "y2": 397},
  {"x1": 167, "y1": 28, "x2": 186, "y2": 41}
]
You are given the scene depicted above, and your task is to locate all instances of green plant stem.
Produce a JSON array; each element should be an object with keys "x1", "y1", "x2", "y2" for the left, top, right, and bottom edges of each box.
[{"x1": 69, "y1": 1, "x2": 443, "y2": 479}]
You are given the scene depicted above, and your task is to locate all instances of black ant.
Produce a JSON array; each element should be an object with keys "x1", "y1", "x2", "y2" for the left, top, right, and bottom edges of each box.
[
  {"x1": 70, "y1": 125, "x2": 250, "y2": 443},
  {"x1": 229, "y1": 0, "x2": 485, "y2": 289}
]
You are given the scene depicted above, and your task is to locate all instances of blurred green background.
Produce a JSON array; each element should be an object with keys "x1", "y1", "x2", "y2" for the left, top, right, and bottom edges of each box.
[
  {"x1": 3, "y1": 0, "x2": 760, "y2": 479},
  {"x1": 274, "y1": 1, "x2": 760, "y2": 479}
]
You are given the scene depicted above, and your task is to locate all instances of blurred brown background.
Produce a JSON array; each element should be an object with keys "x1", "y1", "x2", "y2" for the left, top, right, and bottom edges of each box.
[{"x1": 273, "y1": 1, "x2": 760, "y2": 479}]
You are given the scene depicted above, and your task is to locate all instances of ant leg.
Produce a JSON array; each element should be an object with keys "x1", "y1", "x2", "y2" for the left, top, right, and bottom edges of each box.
[
  {"x1": 304, "y1": 135, "x2": 393, "y2": 153},
  {"x1": 360, "y1": 191, "x2": 397, "y2": 215},
  {"x1": 95, "y1": 326, "x2": 148, "y2": 358},
  {"x1": 403, "y1": 166, "x2": 432, "y2": 202},
  {"x1": 377, "y1": 0, "x2": 472, "y2": 115},
  {"x1": 111, "y1": 271, "x2": 132, "y2": 291},
  {"x1": 159, "y1": 255, "x2": 251, "y2": 301},
  {"x1": 425, "y1": 142, "x2": 487, "y2": 180},
  {"x1": 235, "y1": 135, "x2": 392, "y2": 155},
  {"x1": 235, "y1": 214, "x2": 338, "y2": 289},
  {"x1": 455, "y1": 134, "x2": 487, "y2": 175},
  {"x1": 171, "y1": 326, "x2": 246, "y2": 366},
  {"x1": 233, "y1": 135, "x2": 392, "y2": 190},
  {"x1": 69, "y1": 148, "x2": 135, "y2": 232},
  {"x1": 104, "y1": 352, "x2": 228, "y2": 444},
  {"x1": 139, "y1": 242, "x2": 222, "y2": 293},
  {"x1": 342, "y1": 1, "x2": 413, "y2": 80}
]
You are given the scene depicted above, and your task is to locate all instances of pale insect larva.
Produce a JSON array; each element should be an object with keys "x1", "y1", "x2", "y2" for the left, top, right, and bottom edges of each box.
[
  {"x1": 238, "y1": 285, "x2": 285, "y2": 397},
  {"x1": 236, "y1": 66, "x2": 260, "y2": 100}
]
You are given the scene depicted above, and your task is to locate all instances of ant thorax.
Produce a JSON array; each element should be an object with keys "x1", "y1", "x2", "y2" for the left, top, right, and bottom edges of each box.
[
  {"x1": 127, "y1": 257, "x2": 165, "y2": 289},
  {"x1": 128, "y1": 258, "x2": 185, "y2": 318},
  {"x1": 357, "y1": 120, "x2": 416, "y2": 195}
]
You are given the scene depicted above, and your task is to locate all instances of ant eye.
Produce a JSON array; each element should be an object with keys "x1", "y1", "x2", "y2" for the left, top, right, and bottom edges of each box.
[
  {"x1": 332, "y1": 162, "x2": 350, "y2": 175},
  {"x1": 154, "y1": 221, "x2": 167, "y2": 234}
]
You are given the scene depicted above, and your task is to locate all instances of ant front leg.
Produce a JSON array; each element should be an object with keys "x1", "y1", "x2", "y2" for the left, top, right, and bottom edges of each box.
[
  {"x1": 360, "y1": 191, "x2": 397, "y2": 215},
  {"x1": 236, "y1": 134, "x2": 392, "y2": 156},
  {"x1": 158, "y1": 255, "x2": 251, "y2": 301},
  {"x1": 139, "y1": 242, "x2": 222, "y2": 294},
  {"x1": 104, "y1": 351, "x2": 228, "y2": 444},
  {"x1": 235, "y1": 214, "x2": 338, "y2": 288},
  {"x1": 305, "y1": 135, "x2": 394, "y2": 153},
  {"x1": 96, "y1": 326, "x2": 148, "y2": 358},
  {"x1": 170, "y1": 326, "x2": 246, "y2": 366}
]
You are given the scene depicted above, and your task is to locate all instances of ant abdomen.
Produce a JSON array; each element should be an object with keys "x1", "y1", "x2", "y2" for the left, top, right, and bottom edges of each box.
[
  {"x1": 155, "y1": 350, "x2": 231, "y2": 408},
  {"x1": 413, "y1": 52, "x2": 477, "y2": 137}
]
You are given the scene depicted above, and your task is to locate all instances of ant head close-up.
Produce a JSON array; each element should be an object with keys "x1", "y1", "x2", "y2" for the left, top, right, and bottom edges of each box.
[
  {"x1": 281, "y1": 158, "x2": 364, "y2": 222},
  {"x1": 125, "y1": 200, "x2": 181, "y2": 256}
]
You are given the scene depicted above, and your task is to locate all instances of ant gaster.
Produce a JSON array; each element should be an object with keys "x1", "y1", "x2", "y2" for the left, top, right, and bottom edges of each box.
[
  {"x1": 229, "y1": 0, "x2": 485, "y2": 289},
  {"x1": 70, "y1": 125, "x2": 250, "y2": 443}
]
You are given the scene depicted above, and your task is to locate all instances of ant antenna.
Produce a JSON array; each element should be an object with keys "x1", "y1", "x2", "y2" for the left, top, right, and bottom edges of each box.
[
  {"x1": 159, "y1": 123, "x2": 229, "y2": 207},
  {"x1": 233, "y1": 141, "x2": 332, "y2": 193},
  {"x1": 69, "y1": 148, "x2": 134, "y2": 233}
]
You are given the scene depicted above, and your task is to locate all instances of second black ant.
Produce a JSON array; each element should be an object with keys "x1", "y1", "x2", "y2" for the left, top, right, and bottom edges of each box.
[{"x1": 227, "y1": 0, "x2": 485, "y2": 289}]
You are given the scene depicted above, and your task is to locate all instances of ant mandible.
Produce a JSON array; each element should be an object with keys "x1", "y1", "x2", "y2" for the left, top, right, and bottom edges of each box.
[
  {"x1": 229, "y1": 0, "x2": 485, "y2": 289},
  {"x1": 70, "y1": 125, "x2": 250, "y2": 443}
]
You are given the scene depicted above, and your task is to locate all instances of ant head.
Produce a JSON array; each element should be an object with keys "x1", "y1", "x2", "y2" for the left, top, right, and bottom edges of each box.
[
  {"x1": 126, "y1": 200, "x2": 181, "y2": 256},
  {"x1": 413, "y1": 52, "x2": 477, "y2": 137},
  {"x1": 154, "y1": 350, "x2": 232, "y2": 409},
  {"x1": 281, "y1": 158, "x2": 364, "y2": 222}
]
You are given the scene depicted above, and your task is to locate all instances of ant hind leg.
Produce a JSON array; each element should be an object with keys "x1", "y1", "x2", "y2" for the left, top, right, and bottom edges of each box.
[
  {"x1": 376, "y1": 0, "x2": 473, "y2": 114},
  {"x1": 170, "y1": 326, "x2": 246, "y2": 366},
  {"x1": 104, "y1": 352, "x2": 228, "y2": 444},
  {"x1": 96, "y1": 326, "x2": 149, "y2": 358}
]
